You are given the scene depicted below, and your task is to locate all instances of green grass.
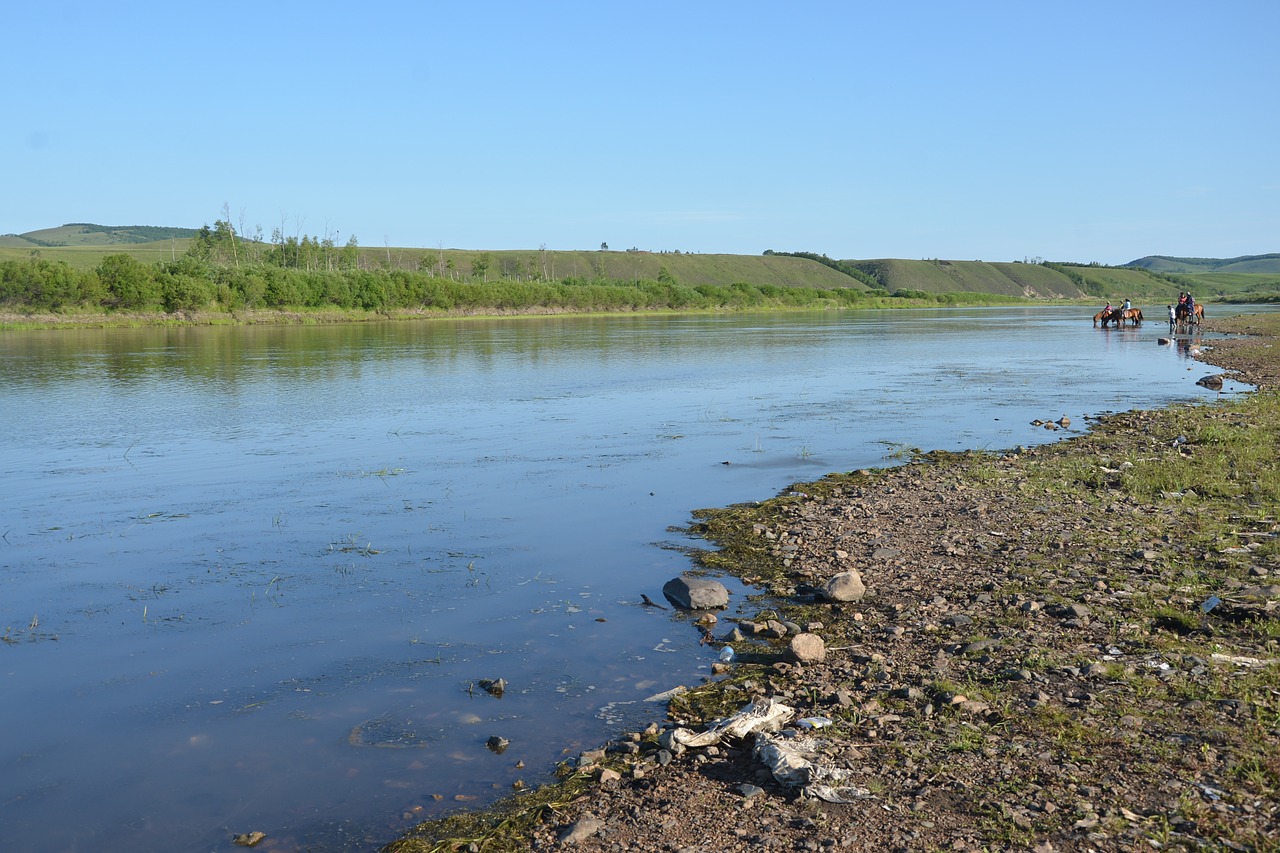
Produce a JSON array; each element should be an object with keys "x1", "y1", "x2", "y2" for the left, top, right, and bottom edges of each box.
[{"x1": 0, "y1": 240, "x2": 190, "y2": 270}]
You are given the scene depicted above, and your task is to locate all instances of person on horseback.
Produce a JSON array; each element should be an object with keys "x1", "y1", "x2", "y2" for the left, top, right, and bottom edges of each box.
[{"x1": 1122, "y1": 298, "x2": 1131, "y2": 312}]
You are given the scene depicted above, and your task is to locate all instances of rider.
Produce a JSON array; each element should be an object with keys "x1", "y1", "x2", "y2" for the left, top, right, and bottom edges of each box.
[{"x1": 1122, "y1": 298, "x2": 1132, "y2": 312}]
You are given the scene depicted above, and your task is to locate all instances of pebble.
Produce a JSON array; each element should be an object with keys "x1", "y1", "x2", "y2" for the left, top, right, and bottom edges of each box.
[
  {"x1": 558, "y1": 815, "x2": 604, "y2": 844},
  {"x1": 961, "y1": 638, "x2": 1000, "y2": 655}
]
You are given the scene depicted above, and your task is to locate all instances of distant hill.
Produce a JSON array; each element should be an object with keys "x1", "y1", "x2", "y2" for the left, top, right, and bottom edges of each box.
[
  {"x1": 0, "y1": 223, "x2": 198, "y2": 248},
  {"x1": 3, "y1": 223, "x2": 1278, "y2": 301},
  {"x1": 1126, "y1": 253, "x2": 1280, "y2": 274},
  {"x1": 846, "y1": 259, "x2": 1085, "y2": 299}
]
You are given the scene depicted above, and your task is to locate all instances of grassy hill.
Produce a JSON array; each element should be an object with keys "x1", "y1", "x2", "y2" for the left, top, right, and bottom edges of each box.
[
  {"x1": 0, "y1": 235, "x2": 866, "y2": 291},
  {"x1": 5, "y1": 223, "x2": 1280, "y2": 302},
  {"x1": 0, "y1": 223, "x2": 198, "y2": 248},
  {"x1": 1127, "y1": 253, "x2": 1280, "y2": 274},
  {"x1": 0, "y1": 240, "x2": 191, "y2": 268},
  {"x1": 0, "y1": 224, "x2": 197, "y2": 268},
  {"x1": 394, "y1": 248, "x2": 867, "y2": 291},
  {"x1": 848, "y1": 259, "x2": 1082, "y2": 298}
]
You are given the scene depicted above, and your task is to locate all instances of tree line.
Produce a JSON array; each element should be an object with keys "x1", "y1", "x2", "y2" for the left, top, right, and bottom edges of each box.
[
  {"x1": 0, "y1": 250, "x2": 905, "y2": 316},
  {"x1": 4, "y1": 219, "x2": 1034, "y2": 317},
  {"x1": 761, "y1": 250, "x2": 880, "y2": 288}
]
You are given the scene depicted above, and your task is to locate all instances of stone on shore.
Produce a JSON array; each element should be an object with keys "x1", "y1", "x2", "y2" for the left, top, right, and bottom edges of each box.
[
  {"x1": 819, "y1": 570, "x2": 866, "y2": 602},
  {"x1": 558, "y1": 815, "x2": 604, "y2": 844},
  {"x1": 787, "y1": 633, "x2": 826, "y2": 663},
  {"x1": 662, "y1": 575, "x2": 730, "y2": 610}
]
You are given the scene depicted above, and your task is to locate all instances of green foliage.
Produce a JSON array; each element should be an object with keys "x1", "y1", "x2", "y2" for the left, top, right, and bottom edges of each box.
[
  {"x1": 763, "y1": 250, "x2": 879, "y2": 288},
  {"x1": 97, "y1": 253, "x2": 160, "y2": 310},
  {"x1": 0, "y1": 253, "x2": 1032, "y2": 318},
  {"x1": 0, "y1": 257, "x2": 102, "y2": 310},
  {"x1": 159, "y1": 270, "x2": 216, "y2": 312}
]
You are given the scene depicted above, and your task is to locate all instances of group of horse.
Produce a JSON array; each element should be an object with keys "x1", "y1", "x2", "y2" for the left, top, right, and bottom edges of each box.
[
  {"x1": 1092, "y1": 302, "x2": 1205, "y2": 330},
  {"x1": 1093, "y1": 306, "x2": 1144, "y2": 327}
]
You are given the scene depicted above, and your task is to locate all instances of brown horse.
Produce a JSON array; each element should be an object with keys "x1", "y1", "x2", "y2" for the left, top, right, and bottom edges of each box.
[
  {"x1": 1175, "y1": 302, "x2": 1205, "y2": 329},
  {"x1": 1094, "y1": 307, "x2": 1139, "y2": 327}
]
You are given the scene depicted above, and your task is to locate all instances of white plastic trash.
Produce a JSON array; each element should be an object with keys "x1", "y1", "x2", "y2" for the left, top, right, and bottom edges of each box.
[{"x1": 796, "y1": 717, "x2": 833, "y2": 730}]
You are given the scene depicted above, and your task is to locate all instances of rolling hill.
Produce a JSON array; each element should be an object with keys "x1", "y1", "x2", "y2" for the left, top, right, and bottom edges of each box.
[
  {"x1": 0, "y1": 223, "x2": 198, "y2": 248},
  {"x1": 4, "y1": 223, "x2": 1278, "y2": 302},
  {"x1": 1126, "y1": 253, "x2": 1280, "y2": 274}
]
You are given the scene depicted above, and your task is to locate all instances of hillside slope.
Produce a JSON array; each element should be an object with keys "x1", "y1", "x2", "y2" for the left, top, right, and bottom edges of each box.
[
  {"x1": 849, "y1": 259, "x2": 1085, "y2": 298},
  {"x1": 0, "y1": 223, "x2": 198, "y2": 247},
  {"x1": 1127, "y1": 253, "x2": 1280, "y2": 274},
  {"x1": 5, "y1": 223, "x2": 1278, "y2": 300},
  {"x1": 0, "y1": 237, "x2": 865, "y2": 291}
]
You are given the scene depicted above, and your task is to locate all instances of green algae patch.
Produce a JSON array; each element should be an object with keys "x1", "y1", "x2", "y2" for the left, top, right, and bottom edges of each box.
[
  {"x1": 666, "y1": 666, "x2": 771, "y2": 725},
  {"x1": 384, "y1": 762, "x2": 611, "y2": 853}
]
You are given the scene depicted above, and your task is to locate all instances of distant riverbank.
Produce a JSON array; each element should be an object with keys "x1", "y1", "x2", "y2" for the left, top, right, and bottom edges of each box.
[{"x1": 0, "y1": 294, "x2": 1068, "y2": 331}]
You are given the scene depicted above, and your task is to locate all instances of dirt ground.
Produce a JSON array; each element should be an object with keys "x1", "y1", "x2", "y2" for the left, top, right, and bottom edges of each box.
[{"x1": 389, "y1": 315, "x2": 1280, "y2": 853}]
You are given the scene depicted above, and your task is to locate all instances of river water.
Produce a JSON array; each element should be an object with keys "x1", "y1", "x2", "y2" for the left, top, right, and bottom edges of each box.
[{"x1": 0, "y1": 307, "x2": 1258, "y2": 851}]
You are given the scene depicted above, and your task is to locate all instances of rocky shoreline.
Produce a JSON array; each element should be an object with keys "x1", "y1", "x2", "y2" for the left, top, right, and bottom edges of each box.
[{"x1": 388, "y1": 316, "x2": 1280, "y2": 853}]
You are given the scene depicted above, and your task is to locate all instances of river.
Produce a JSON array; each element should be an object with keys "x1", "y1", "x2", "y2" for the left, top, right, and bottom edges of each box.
[{"x1": 0, "y1": 306, "x2": 1257, "y2": 851}]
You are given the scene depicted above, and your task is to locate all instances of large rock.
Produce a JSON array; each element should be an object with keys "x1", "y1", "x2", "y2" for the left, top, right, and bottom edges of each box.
[
  {"x1": 787, "y1": 633, "x2": 826, "y2": 664},
  {"x1": 819, "y1": 570, "x2": 866, "y2": 602},
  {"x1": 662, "y1": 575, "x2": 730, "y2": 610}
]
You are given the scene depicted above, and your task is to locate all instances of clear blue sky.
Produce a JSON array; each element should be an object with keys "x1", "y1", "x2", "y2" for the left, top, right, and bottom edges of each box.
[{"x1": 4, "y1": 1, "x2": 1276, "y2": 265}]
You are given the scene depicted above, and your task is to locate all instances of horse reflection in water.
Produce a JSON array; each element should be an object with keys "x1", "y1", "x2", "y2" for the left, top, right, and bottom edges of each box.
[{"x1": 1175, "y1": 336, "x2": 1205, "y2": 359}]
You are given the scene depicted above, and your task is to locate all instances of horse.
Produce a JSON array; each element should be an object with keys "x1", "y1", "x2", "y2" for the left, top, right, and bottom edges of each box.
[
  {"x1": 1175, "y1": 302, "x2": 1204, "y2": 330},
  {"x1": 1094, "y1": 307, "x2": 1137, "y2": 328},
  {"x1": 1094, "y1": 308, "x2": 1122, "y2": 327}
]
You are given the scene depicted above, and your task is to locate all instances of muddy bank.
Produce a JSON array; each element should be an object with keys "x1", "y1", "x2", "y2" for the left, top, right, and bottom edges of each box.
[{"x1": 387, "y1": 316, "x2": 1280, "y2": 853}]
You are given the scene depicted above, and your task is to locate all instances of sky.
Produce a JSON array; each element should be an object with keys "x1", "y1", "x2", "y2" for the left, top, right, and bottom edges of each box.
[{"x1": 4, "y1": 1, "x2": 1277, "y2": 265}]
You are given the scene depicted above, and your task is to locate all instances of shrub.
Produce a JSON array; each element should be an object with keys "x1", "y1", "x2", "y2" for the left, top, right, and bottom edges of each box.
[{"x1": 98, "y1": 253, "x2": 160, "y2": 310}]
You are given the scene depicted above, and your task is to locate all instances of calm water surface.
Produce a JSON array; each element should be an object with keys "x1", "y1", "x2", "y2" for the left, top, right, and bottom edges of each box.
[{"x1": 0, "y1": 307, "x2": 1258, "y2": 851}]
